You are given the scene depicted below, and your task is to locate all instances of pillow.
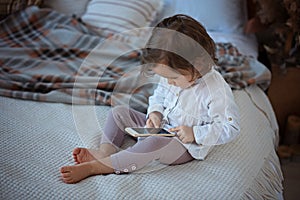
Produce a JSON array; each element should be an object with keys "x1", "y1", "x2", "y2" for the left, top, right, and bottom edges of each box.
[
  {"x1": 0, "y1": 0, "x2": 42, "y2": 20},
  {"x1": 81, "y1": 0, "x2": 164, "y2": 36},
  {"x1": 42, "y1": 0, "x2": 90, "y2": 17},
  {"x1": 161, "y1": 0, "x2": 247, "y2": 33}
]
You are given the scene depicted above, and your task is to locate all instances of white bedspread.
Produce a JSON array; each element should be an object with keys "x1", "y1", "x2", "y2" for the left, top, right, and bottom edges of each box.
[{"x1": 0, "y1": 86, "x2": 283, "y2": 199}]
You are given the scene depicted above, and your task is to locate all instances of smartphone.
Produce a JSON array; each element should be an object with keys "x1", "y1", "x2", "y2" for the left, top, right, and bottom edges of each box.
[{"x1": 125, "y1": 127, "x2": 176, "y2": 137}]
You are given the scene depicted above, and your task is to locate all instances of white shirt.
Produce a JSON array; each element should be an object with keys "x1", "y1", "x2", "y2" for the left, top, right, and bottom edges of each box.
[{"x1": 147, "y1": 68, "x2": 240, "y2": 160}]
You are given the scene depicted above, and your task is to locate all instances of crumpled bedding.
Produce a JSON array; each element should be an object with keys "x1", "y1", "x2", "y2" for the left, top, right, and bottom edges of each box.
[{"x1": 0, "y1": 6, "x2": 271, "y2": 113}]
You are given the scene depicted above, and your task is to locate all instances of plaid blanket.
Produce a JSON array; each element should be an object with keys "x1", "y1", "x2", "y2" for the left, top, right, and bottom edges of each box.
[
  {"x1": 215, "y1": 43, "x2": 271, "y2": 90},
  {"x1": 0, "y1": 6, "x2": 271, "y2": 111},
  {"x1": 0, "y1": 6, "x2": 155, "y2": 112}
]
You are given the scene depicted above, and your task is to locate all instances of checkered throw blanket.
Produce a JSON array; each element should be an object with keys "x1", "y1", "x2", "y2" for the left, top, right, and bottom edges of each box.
[
  {"x1": 214, "y1": 43, "x2": 270, "y2": 90},
  {"x1": 0, "y1": 6, "x2": 271, "y2": 110}
]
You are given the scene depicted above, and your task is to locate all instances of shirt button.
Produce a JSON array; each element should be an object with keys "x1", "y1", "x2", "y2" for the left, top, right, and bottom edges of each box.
[
  {"x1": 228, "y1": 117, "x2": 232, "y2": 121},
  {"x1": 176, "y1": 93, "x2": 179, "y2": 96}
]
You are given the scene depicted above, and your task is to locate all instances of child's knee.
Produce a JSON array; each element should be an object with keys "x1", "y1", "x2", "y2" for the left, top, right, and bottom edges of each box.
[
  {"x1": 111, "y1": 105, "x2": 130, "y2": 117},
  {"x1": 110, "y1": 105, "x2": 131, "y2": 123}
]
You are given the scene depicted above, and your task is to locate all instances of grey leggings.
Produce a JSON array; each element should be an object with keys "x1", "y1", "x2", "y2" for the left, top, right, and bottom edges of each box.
[{"x1": 101, "y1": 106, "x2": 194, "y2": 173}]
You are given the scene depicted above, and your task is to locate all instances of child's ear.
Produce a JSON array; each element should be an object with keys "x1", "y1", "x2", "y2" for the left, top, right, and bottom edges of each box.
[
  {"x1": 192, "y1": 57, "x2": 204, "y2": 66},
  {"x1": 191, "y1": 57, "x2": 204, "y2": 74},
  {"x1": 192, "y1": 56, "x2": 212, "y2": 76}
]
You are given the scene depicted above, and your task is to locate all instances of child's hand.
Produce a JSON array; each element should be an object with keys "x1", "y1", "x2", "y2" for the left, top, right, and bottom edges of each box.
[
  {"x1": 169, "y1": 126, "x2": 195, "y2": 143},
  {"x1": 146, "y1": 111, "x2": 163, "y2": 128}
]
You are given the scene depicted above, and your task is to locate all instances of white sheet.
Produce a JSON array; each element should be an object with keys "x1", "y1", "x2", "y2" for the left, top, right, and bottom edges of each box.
[{"x1": 0, "y1": 86, "x2": 283, "y2": 199}]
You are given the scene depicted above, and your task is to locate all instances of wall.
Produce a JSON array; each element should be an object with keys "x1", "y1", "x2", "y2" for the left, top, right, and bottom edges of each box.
[{"x1": 268, "y1": 65, "x2": 300, "y2": 144}]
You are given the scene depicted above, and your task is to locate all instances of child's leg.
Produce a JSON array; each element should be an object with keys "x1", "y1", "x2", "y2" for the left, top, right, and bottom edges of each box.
[
  {"x1": 73, "y1": 106, "x2": 147, "y2": 164},
  {"x1": 61, "y1": 136, "x2": 193, "y2": 183},
  {"x1": 101, "y1": 105, "x2": 147, "y2": 148},
  {"x1": 110, "y1": 136, "x2": 194, "y2": 173}
]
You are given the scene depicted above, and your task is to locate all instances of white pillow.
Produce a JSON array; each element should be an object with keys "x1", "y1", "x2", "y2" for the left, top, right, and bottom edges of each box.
[
  {"x1": 42, "y1": 0, "x2": 90, "y2": 17},
  {"x1": 160, "y1": 0, "x2": 247, "y2": 33},
  {"x1": 81, "y1": 0, "x2": 164, "y2": 36}
]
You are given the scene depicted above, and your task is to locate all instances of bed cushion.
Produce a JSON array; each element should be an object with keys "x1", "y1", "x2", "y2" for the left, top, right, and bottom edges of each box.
[
  {"x1": 0, "y1": 0, "x2": 42, "y2": 20},
  {"x1": 42, "y1": 0, "x2": 90, "y2": 17},
  {"x1": 161, "y1": 0, "x2": 248, "y2": 33},
  {"x1": 81, "y1": 0, "x2": 164, "y2": 36}
]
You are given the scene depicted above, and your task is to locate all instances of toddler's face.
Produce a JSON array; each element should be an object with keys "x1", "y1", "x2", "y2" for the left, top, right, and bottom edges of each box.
[{"x1": 152, "y1": 64, "x2": 195, "y2": 89}]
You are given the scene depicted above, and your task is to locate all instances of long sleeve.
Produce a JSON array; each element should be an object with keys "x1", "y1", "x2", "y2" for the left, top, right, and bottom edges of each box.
[
  {"x1": 193, "y1": 74, "x2": 240, "y2": 146},
  {"x1": 147, "y1": 77, "x2": 167, "y2": 116}
]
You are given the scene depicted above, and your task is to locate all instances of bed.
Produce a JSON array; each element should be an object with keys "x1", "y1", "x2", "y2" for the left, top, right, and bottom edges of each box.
[{"x1": 0, "y1": 0, "x2": 284, "y2": 199}]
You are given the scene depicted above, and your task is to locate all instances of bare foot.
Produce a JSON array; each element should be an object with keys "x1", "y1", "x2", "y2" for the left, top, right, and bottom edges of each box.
[
  {"x1": 60, "y1": 158, "x2": 114, "y2": 184},
  {"x1": 73, "y1": 148, "x2": 101, "y2": 164},
  {"x1": 73, "y1": 144, "x2": 117, "y2": 164}
]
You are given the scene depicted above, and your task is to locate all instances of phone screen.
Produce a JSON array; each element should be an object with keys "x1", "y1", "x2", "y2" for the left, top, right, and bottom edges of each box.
[{"x1": 131, "y1": 128, "x2": 172, "y2": 135}]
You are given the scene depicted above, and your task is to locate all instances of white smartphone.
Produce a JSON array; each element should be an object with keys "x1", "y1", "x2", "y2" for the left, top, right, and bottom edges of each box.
[{"x1": 125, "y1": 127, "x2": 176, "y2": 137}]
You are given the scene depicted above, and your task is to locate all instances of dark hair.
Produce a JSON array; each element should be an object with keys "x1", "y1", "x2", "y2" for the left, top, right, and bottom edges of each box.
[{"x1": 141, "y1": 14, "x2": 216, "y2": 79}]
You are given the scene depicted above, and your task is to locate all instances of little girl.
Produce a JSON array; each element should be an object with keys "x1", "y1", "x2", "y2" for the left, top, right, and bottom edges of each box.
[{"x1": 60, "y1": 14, "x2": 240, "y2": 184}]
